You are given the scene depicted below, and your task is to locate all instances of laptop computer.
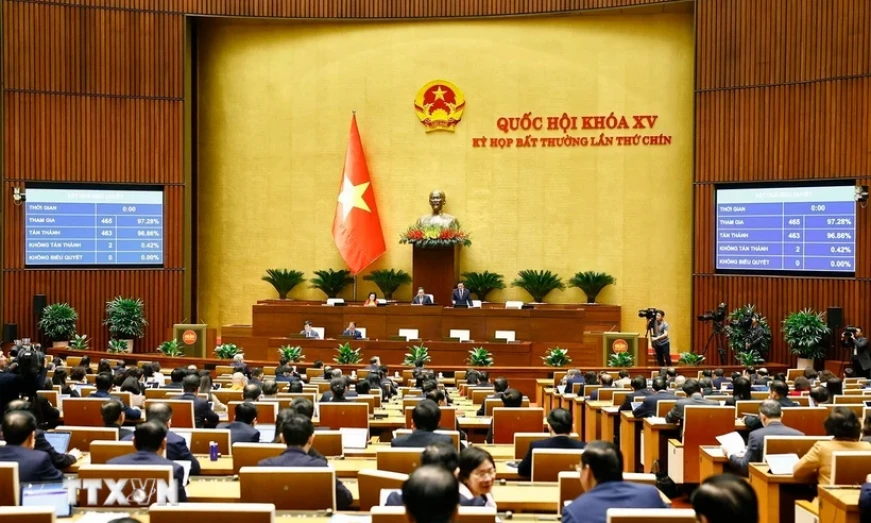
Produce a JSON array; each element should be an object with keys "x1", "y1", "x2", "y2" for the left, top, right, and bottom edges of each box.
[
  {"x1": 340, "y1": 428, "x2": 368, "y2": 450},
  {"x1": 258, "y1": 425, "x2": 276, "y2": 443},
  {"x1": 21, "y1": 483, "x2": 71, "y2": 518},
  {"x1": 171, "y1": 429, "x2": 193, "y2": 449},
  {"x1": 44, "y1": 432, "x2": 71, "y2": 455},
  {"x1": 630, "y1": 402, "x2": 643, "y2": 411}
]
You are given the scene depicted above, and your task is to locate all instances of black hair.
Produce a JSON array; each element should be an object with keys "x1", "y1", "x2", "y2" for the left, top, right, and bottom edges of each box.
[
  {"x1": 113, "y1": 373, "x2": 127, "y2": 388},
  {"x1": 501, "y1": 389, "x2": 523, "y2": 407},
  {"x1": 769, "y1": 380, "x2": 789, "y2": 398},
  {"x1": 412, "y1": 400, "x2": 442, "y2": 431},
  {"x1": 691, "y1": 473, "x2": 758, "y2": 523},
  {"x1": 583, "y1": 371, "x2": 598, "y2": 385},
  {"x1": 151, "y1": 362, "x2": 161, "y2": 373},
  {"x1": 290, "y1": 397, "x2": 314, "y2": 419},
  {"x1": 370, "y1": 357, "x2": 379, "y2": 364},
  {"x1": 95, "y1": 372, "x2": 113, "y2": 391},
  {"x1": 288, "y1": 381, "x2": 304, "y2": 393},
  {"x1": 402, "y1": 466, "x2": 460, "y2": 523},
  {"x1": 826, "y1": 378, "x2": 843, "y2": 396},
  {"x1": 281, "y1": 413, "x2": 314, "y2": 447},
  {"x1": 355, "y1": 381, "x2": 372, "y2": 395},
  {"x1": 630, "y1": 376, "x2": 646, "y2": 391},
  {"x1": 702, "y1": 369, "x2": 713, "y2": 378},
  {"x1": 330, "y1": 377, "x2": 346, "y2": 399},
  {"x1": 600, "y1": 374, "x2": 614, "y2": 386},
  {"x1": 170, "y1": 368, "x2": 187, "y2": 383},
  {"x1": 651, "y1": 377, "x2": 667, "y2": 391},
  {"x1": 732, "y1": 376, "x2": 752, "y2": 400},
  {"x1": 580, "y1": 441, "x2": 623, "y2": 484},
  {"x1": 494, "y1": 377, "x2": 509, "y2": 393},
  {"x1": 98, "y1": 360, "x2": 113, "y2": 375},
  {"x1": 52, "y1": 368, "x2": 69, "y2": 387},
  {"x1": 714, "y1": 369, "x2": 724, "y2": 377},
  {"x1": 421, "y1": 441, "x2": 460, "y2": 471},
  {"x1": 421, "y1": 379, "x2": 439, "y2": 394},
  {"x1": 546, "y1": 408, "x2": 572, "y2": 434},
  {"x1": 457, "y1": 446, "x2": 495, "y2": 485},
  {"x1": 313, "y1": 360, "x2": 324, "y2": 369},
  {"x1": 133, "y1": 421, "x2": 168, "y2": 453},
  {"x1": 101, "y1": 400, "x2": 125, "y2": 426},
  {"x1": 666, "y1": 367, "x2": 677, "y2": 377},
  {"x1": 863, "y1": 415, "x2": 871, "y2": 438},
  {"x1": 261, "y1": 380, "x2": 278, "y2": 396},
  {"x1": 682, "y1": 379, "x2": 701, "y2": 396},
  {"x1": 825, "y1": 406, "x2": 860, "y2": 440},
  {"x1": 251, "y1": 368, "x2": 263, "y2": 378},
  {"x1": 465, "y1": 370, "x2": 480, "y2": 386},
  {"x1": 699, "y1": 377, "x2": 714, "y2": 391},
  {"x1": 1, "y1": 410, "x2": 36, "y2": 445},
  {"x1": 144, "y1": 402, "x2": 173, "y2": 426},
  {"x1": 235, "y1": 402, "x2": 258, "y2": 425},
  {"x1": 793, "y1": 377, "x2": 810, "y2": 391},
  {"x1": 69, "y1": 367, "x2": 86, "y2": 381},
  {"x1": 810, "y1": 386, "x2": 829, "y2": 404},
  {"x1": 478, "y1": 371, "x2": 489, "y2": 383},
  {"x1": 243, "y1": 384, "x2": 262, "y2": 401},
  {"x1": 618, "y1": 370, "x2": 629, "y2": 378},
  {"x1": 426, "y1": 390, "x2": 446, "y2": 404},
  {"x1": 181, "y1": 374, "x2": 199, "y2": 393},
  {"x1": 120, "y1": 377, "x2": 142, "y2": 396}
]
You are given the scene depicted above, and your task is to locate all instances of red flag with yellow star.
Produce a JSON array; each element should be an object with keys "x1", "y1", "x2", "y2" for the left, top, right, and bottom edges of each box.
[{"x1": 332, "y1": 114, "x2": 386, "y2": 275}]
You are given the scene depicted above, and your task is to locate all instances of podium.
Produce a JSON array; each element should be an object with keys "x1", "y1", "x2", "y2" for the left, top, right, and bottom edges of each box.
[
  {"x1": 412, "y1": 244, "x2": 460, "y2": 306},
  {"x1": 171, "y1": 324, "x2": 213, "y2": 358},
  {"x1": 602, "y1": 331, "x2": 646, "y2": 367}
]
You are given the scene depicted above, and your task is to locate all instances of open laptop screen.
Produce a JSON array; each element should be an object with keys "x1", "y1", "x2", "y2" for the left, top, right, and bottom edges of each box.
[
  {"x1": 21, "y1": 483, "x2": 71, "y2": 518},
  {"x1": 44, "y1": 432, "x2": 71, "y2": 455}
]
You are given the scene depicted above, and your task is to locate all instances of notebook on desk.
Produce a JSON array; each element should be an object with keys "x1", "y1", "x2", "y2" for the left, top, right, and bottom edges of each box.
[
  {"x1": 44, "y1": 432, "x2": 71, "y2": 455},
  {"x1": 766, "y1": 453, "x2": 800, "y2": 475}
]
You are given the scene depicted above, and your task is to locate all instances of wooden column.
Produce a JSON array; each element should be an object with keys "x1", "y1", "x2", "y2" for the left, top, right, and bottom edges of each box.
[{"x1": 411, "y1": 245, "x2": 461, "y2": 306}]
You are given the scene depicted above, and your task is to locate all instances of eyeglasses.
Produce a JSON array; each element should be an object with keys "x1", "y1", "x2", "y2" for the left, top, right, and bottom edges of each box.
[{"x1": 472, "y1": 468, "x2": 497, "y2": 479}]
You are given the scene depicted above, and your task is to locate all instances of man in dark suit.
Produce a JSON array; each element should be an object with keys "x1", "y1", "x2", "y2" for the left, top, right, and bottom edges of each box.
[
  {"x1": 411, "y1": 288, "x2": 433, "y2": 305},
  {"x1": 403, "y1": 466, "x2": 461, "y2": 523},
  {"x1": 753, "y1": 368, "x2": 772, "y2": 386},
  {"x1": 178, "y1": 374, "x2": 219, "y2": 428},
  {"x1": 860, "y1": 476, "x2": 871, "y2": 520},
  {"x1": 392, "y1": 400, "x2": 454, "y2": 448},
  {"x1": 5, "y1": 400, "x2": 81, "y2": 471},
  {"x1": 517, "y1": 408, "x2": 585, "y2": 478},
  {"x1": 386, "y1": 443, "x2": 464, "y2": 507},
  {"x1": 367, "y1": 357, "x2": 381, "y2": 372},
  {"x1": 122, "y1": 402, "x2": 201, "y2": 475},
  {"x1": 744, "y1": 380, "x2": 799, "y2": 431},
  {"x1": 664, "y1": 379, "x2": 718, "y2": 424},
  {"x1": 563, "y1": 369, "x2": 585, "y2": 393},
  {"x1": 320, "y1": 377, "x2": 351, "y2": 403},
  {"x1": 847, "y1": 328, "x2": 871, "y2": 379},
  {"x1": 451, "y1": 282, "x2": 473, "y2": 307},
  {"x1": 619, "y1": 376, "x2": 653, "y2": 412},
  {"x1": 631, "y1": 377, "x2": 675, "y2": 418},
  {"x1": 0, "y1": 410, "x2": 63, "y2": 483},
  {"x1": 249, "y1": 368, "x2": 264, "y2": 387},
  {"x1": 162, "y1": 368, "x2": 187, "y2": 389},
  {"x1": 242, "y1": 384, "x2": 262, "y2": 403},
  {"x1": 258, "y1": 413, "x2": 353, "y2": 510},
  {"x1": 91, "y1": 372, "x2": 142, "y2": 421},
  {"x1": 712, "y1": 369, "x2": 729, "y2": 390},
  {"x1": 562, "y1": 441, "x2": 665, "y2": 523},
  {"x1": 342, "y1": 321, "x2": 363, "y2": 339},
  {"x1": 300, "y1": 320, "x2": 321, "y2": 339},
  {"x1": 217, "y1": 402, "x2": 261, "y2": 444},
  {"x1": 589, "y1": 374, "x2": 614, "y2": 400},
  {"x1": 108, "y1": 421, "x2": 187, "y2": 502},
  {"x1": 0, "y1": 367, "x2": 23, "y2": 420},
  {"x1": 727, "y1": 400, "x2": 804, "y2": 476},
  {"x1": 101, "y1": 400, "x2": 134, "y2": 439},
  {"x1": 485, "y1": 388, "x2": 523, "y2": 443},
  {"x1": 476, "y1": 377, "x2": 509, "y2": 416}
]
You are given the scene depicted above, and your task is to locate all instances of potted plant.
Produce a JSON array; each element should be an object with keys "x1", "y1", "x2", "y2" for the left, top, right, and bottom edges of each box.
[
  {"x1": 278, "y1": 345, "x2": 305, "y2": 363},
  {"x1": 727, "y1": 304, "x2": 772, "y2": 358},
  {"x1": 736, "y1": 350, "x2": 764, "y2": 367},
  {"x1": 103, "y1": 297, "x2": 147, "y2": 352},
  {"x1": 214, "y1": 343, "x2": 242, "y2": 359},
  {"x1": 107, "y1": 339, "x2": 129, "y2": 354},
  {"x1": 607, "y1": 352, "x2": 634, "y2": 367},
  {"x1": 261, "y1": 269, "x2": 306, "y2": 300},
  {"x1": 334, "y1": 342, "x2": 363, "y2": 364},
  {"x1": 568, "y1": 271, "x2": 616, "y2": 304},
  {"x1": 511, "y1": 270, "x2": 565, "y2": 303},
  {"x1": 677, "y1": 352, "x2": 706, "y2": 366},
  {"x1": 310, "y1": 269, "x2": 354, "y2": 299},
  {"x1": 467, "y1": 347, "x2": 494, "y2": 367},
  {"x1": 461, "y1": 271, "x2": 506, "y2": 302},
  {"x1": 541, "y1": 347, "x2": 572, "y2": 367},
  {"x1": 158, "y1": 339, "x2": 184, "y2": 357},
  {"x1": 69, "y1": 334, "x2": 89, "y2": 350},
  {"x1": 403, "y1": 345, "x2": 431, "y2": 366},
  {"x1": 362, "y1": 269, "x2": 412, "y2": 300},
  {"x1": 37, "y1": 303, "x2": 78, "y2": 347},
  {"x1": 782, "y1": 308, "x2": 830, "y2": 368}
]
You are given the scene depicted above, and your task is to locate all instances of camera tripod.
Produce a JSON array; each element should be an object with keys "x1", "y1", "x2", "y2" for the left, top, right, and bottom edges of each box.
[{"x1": 700, "y1": 321, "x2": 729, "y2": 365}]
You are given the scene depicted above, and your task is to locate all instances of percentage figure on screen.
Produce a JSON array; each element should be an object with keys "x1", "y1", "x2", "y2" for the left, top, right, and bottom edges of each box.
[
  {"x1": 136, "y1": 230, "x2": 160, "y2": 237},
  {"x1": 140, "y1": 254, "x2": 160, "y2": 261},
  {"x1": 830, "y1": 260, "x2": 852, "y2": 268},
  {"x1": 831, "y1": 246, "x2": 852, "y2": 254},
  {"x1": 827, "y1": 218, "x2": 852, "y2": 225},
  {"x1": 137, "y1": 218, "x2": 159, "y2": 225},
  {"x1": 140, "y1": 242, "x2": 160, "y2": 249},
  {"x1": 826, "y1": 232, "x2": 852, "y2": 240}
]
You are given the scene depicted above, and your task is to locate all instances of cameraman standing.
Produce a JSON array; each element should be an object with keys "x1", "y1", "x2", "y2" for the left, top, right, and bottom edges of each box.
[
  {"x1": 650, "y1": 310, "x2": 670, "y2": 367},
  {"x1": 744, "y1": 314, "x2": 768, "y2": 358},
  {"x1": 845, "y1": 327, "x2": 870, "y2": 379}
]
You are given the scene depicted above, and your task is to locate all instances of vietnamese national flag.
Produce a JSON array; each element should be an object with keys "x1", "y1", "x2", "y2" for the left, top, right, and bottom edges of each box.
[{"x1": 332, "y1": 114, "x2": 386, "y2": 275}]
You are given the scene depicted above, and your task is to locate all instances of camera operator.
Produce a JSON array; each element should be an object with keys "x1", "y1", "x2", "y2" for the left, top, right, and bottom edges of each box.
[
  {"x1": 843, "y1": 327, "x2": 870, "y2": 379},
  {"x1": 744, "y1": 314, "x2": 767, "y2": 358},
  {"x1": 650, "y1": 310, "x2": 670, "y2": 366}
]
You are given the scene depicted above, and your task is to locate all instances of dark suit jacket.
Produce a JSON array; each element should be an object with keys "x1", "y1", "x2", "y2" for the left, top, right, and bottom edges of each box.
[
  {"x1": 0, "y1": 372, "x2": 23, "y2": 419},
  {"x1": 105, "y1": 423, "x2": 134, "y2": 440},
  {"x1": 854, "y1": 337, "x2": 871, "y2": 370},
  {"x1": 631, "y1": 391, "x2": 677, "y2": 418},
  {"x1": 123, "y1": 430, "x2": 200, "y2": 475},
  {"x1": 517, "y1": 435, "x2": 585, "y2": 478},
  {"x1": 590, "y1": 386, "x2": 613, "y2": 401},
  {"x1": 664, "y1": 394, "x2": 719, "y2": 424},
  {"x1": 562, "y1": 481, "x2": 665, "y2": 523},
  {"x1": 411, "y1": 295, "x2": 433, "y2": 305},
  {"x1": 619, "y1": 389, "x2": 653, "y2": 412},
  {"x1": 859, "y1": 482, "x2": 871, "y2": 521},
  {"x1": 342, "y1": 329, "x2": 363, "y2": 339},
  {"x1": 386, "y1": 491, "x2": 488, "y2": 507},
  {"x1": 178, "y1": 392, "x2": 219, "y2": 428},
  {"x1": 258, "y1": 447, "x2": 352, "y2": 510},
  {"x1": 390, "y1": 430, "x2": 454, "y2": 448},
  {"x1": 107, "y1": 450, "x2": 187, "y2": 502},
  {"x1": 0, "y1": 444, "x2": 64, "y2": 483},
  {"x1": 728, "y1": 421, "x2": 804, "y2": 476},
  {"x1": 163, "y1": 382, "x2": 184, "y2": 389},
  {"x1": 451, "y1": 288, "x2": 473, "y2": 306},
  {"x1": 476, "y1": 392, "x2": 503, "y2": 416},
  {"x1": 34, "y1": 429, "x2": 76, "y2": 470},
  {"x1": 743, "y1": 396, "x2": 800, "y2": 431},
  {"x1": 712, "y1": 377, "x2": 730, "y2": 389},
  {"x1": 91, "y1": 390, "x2": 142, "y2": 421},
  {"x1": 217, "y1": 421, "x2": 261, "y2": 445}
]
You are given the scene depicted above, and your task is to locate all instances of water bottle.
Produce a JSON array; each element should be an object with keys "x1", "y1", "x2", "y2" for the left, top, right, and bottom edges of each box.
[{"x1": 209, "y1": 441, "x2": 219, "y2": 461}]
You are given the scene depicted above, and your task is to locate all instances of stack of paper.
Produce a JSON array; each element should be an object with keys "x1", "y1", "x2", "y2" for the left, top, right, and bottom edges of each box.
[{"x1": 716, "y1": 431, "x2": 746, "y2": 457}]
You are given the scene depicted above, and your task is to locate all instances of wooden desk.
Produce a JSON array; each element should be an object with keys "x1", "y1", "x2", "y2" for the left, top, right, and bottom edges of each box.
[
  {"x1": 600, "y1": 406, "x2": 620, "y2": 445},
  {"x1": 818, "y1": 486, "x2": 861, "y2": 523},
  {"x1": 619, "y1": 412, "x2": 643, "y2": 473},
  {"x1": 584, "y1": 401, "x2": 612, "y2": 443},
  {"x1": 642, "y1": 418, "x2": 679, "y2": 473},
  {"x1": 698, "y1": 446, "x2": 728, "y2": 483},
  {"x1": 748, "y1": 463, "x2": 816, "y2": 523},
  {"x1": 535, "y1": 379, "x2": 553, "y2": 408}
]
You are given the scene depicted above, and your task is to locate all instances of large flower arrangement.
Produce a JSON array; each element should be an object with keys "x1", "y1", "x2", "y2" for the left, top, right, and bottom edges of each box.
[{"x1": 400, "y1": 222, "x2": 472, "y2": 248}]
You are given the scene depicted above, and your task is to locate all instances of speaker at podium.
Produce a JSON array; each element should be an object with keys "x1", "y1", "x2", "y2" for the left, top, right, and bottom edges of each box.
[{"x1": 172, "y1": 324, "x2": 214, "y2": 358}]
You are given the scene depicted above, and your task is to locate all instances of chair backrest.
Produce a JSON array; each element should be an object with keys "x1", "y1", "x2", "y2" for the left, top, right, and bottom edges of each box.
[
  {"x1": 762, "y1": 435, "x2": 833, "y2": 459},
  {"x1": 312, "y1": 430, "x2": 344, "y2": 457},
  {"x1": 513, "y1": 432, "x2": 581, "y2": 459},
  {"x1": 352, "y1": 394, "x2": 378, "y2": 414},
  {"x1": 212, "y1": 389, "x2": 244, "y2": 405},
  {"x1": 62, "y1": 397, "x2": 111, "y2": 426},
  {"x1": 781, "y1": 408, "x2": 829, "y2": 436},
  {"x1": 405, "y1": 406, "x2": 457, "y2": 430},
  {"x1": 144, "y1": 400, "x2": 195, "y2": 429},
  {"x1": 596, "y1": 389, "x2": 630, "y2": 403},
  {"x1": 89, "y1": 440, "x2": 135, "y2": 464},
  {"x1": 505, "y1": 301, "x2": 524, "y2": 309},
  {"x1": 231, "y1": 443, "x2": 286, "y2": 474},
  {"x1": 357, "y1": 469, "x2": 408, "y2": 511},
  {"x1": 656, "y1": 400, "x2": 677, "y2": 418},
  {"x1": 833, "y1": 395, "x2": 866, "y2": 405},
  {"x1": 582, "y1": 385, "x2": 601, "y2": 398},
  {"x1": 371, "y1": 506, "x2": 497, "y2": 523},
  {"x1": 786, "y1": 369, "x2": 805, "y2": 381},
  {"x1": 393, "y1": 430, "x2": 460, "y2": 450},
  {"x1": 36, "y1": 390, "x2": 59, "y2": 407},
  {"x1": 173, "y1": 428, "x2": 232, "y2": 455},
  {"x1": 358, "y1": 327, "x2": 367, "y2": 338},
  {"x1": 606, "y1": 508, "x2": 698, "y2": 523},
  {"x1": 239, "y1": 467, "x2": 336, "y2": 509},
  {"x1": 681, "y1": 406, "x2": 737, "y2": 483},
  {"x1": 750, "y1": 391, "x2": 769, "y2": 399},
  {"x1": 216, "y1": 365, "x2": 234, "y2": 376},
  {"x1": 145, "y1": 388, "x2": 180, "y2": 400},
  {"x1": 52, "y1": 426, "x2": 119, "y2": 452},
  {"x1": 319, "y1": 402, "x2": 369, "y2": 430},
  {"x1": 149, "y1": 503, "x2": 276, "y2": 523},
  {"x1": 377, "y1": 447, "x2": 425, "y2": 474},
  {"x1": 0, "y1": 507, "x2": 55, "y2": 523},
  {"x1": 735, "y1": 400, "x2": 763, "y2": 419},
  {"x1": 485, "y1": 397, "x2": 530, "y2": 416},
  {"x1": 472, "y1": 389, "x2": 494, "y2": 405},
  {"x1": 493, "y1": 408, "x2": 545, "y2": 444},
  {"x1": 77, "y1": 464, "x2": 173, "y2": 506},
  {"x1": 455, "y1": 370, "x2": 467, "y2": 382},
  {"x1": 0, "y1": 463, "x2": 19, "y2": 506},
  {"x1": 227, "y1": 402, "x2": 278, "y2": 423},
  {"x1": 402, "y1": 397, "x2": 425, "y2": 411},
  {"x1": 531, "y1": 448, "x2": 585, "y2": 482},
  {"x1": 613, "y1": 390, "x2": 633, "y2": 406},
  {"x1": 66, "y1": 356, "x2": 83, "y2": 367},
  {"x1": 831, "y1": 451, "x2": 871, "y2": 485}
]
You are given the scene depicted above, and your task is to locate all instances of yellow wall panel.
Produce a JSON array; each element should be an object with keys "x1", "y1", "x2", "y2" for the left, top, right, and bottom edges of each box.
[{"x1": 196, "y1": 14, "x2": 695, "y2": 351}]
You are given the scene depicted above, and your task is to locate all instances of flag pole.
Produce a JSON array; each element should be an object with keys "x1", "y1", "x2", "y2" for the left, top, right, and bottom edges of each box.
[{"x1": 353, "y1": 274, "x2": 358, "y2": 302}]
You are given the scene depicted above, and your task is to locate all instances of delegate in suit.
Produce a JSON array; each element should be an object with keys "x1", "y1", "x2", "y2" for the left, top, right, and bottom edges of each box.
[
  {"x1": 664, "y1": 379, "x2": 718, "y2": 424},
  {"x1": 342, "y1": 321, "x2": 363, "y2": 339},
  {"x1": 217, "y1": 402, "x2": 261, "y2": 444},
  {"x1": 392, "y1": 400, "x2": 454, "y2": 448},
  {"x1": 517, "y1": 408, "x2": 585, "y2": 478},
  {"x1": 727, "y1": 400, "x2": 804, "y2": 476},
  {"x1": 5, "y1": 400, "x2": 81, "y2": 470},
  {"x1": 451, "y1": 283, "x2": 473, "y2": 306},
  {"x1": 412, "y1": 288, "x2": 433, "y2": 305},
  {"x1": 0, "y1": 411, "x2": 64, "y2": 483},
  {"x1": 107, "y1": 421, "x2": 188, "y2": 502},
  {"x1": 618, "y1": 376, "x2": 653, "y2": 412},
  {"x1": 92, "y1": 372, "x2": 142, "y2": 421},
  {"x1": 631, "y1": 377, "x2": 676, "y2": 418},
  {"x1": 258, "y1": 413, "x2": 353, "y2": 510},
  {"x1": 122, "y1": 403, "x2": 201, "y2": 475},
  {"x1": 743, "y1": 381, "x2": 799, "y2": 431},
  {"x1": 178, "y1": 374, "x2": 219, "y2": 428},
  {"x1": 300, "y1": 321, "x2": 321, "y2": 339},
  {"x1": 102, "y1": 400, "x2": 135, "y2": 440},
  {"x1": 793, "y1": 407, "x2": 871, "y2": 485}
]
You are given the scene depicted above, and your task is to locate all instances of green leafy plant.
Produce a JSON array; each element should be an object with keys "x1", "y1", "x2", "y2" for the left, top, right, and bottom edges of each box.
[
  {"x1": 214, "y1": 343, "x2": 242, "y2": 359},
  {"x1": 541, "y1": 347, "x2": 572, "y2": 367},
  {"x1": 568, "y1": 271, "x2": 616, "y2": 304},
  {"x1": 399, "y1": 222, "x2": 472, "y2": 248},
  {"x1": 158, "y1": 339, "x2": 184, "y2": 357},
  {"x1": 403, "y1": 345, "x2": 431, "y2": 366},
  {"x1": 677, "y1": 352, "x2": 706, "y2": 366},
  {"x1": 103, "y1": 297, "x2": 147, "y2": 339},
  {"x1": 727, "y1": 304, "x2": 772, "y2": 358},
  {"x1": 69, "y1": 334, "x2": 90, "y2": 350},
  {"x1": 362, "y1": 269, "x2": 412, "y2": 300},
  {"x1": 735, "y1": 350, "x2": 764, "y2": 366},
  {"x1": 334, "y1": 342, "x2": 363, "y2": 364},
  {"x1": 38, "y1": 303, "x2": 78, "y2": 341},
  {"x1": 107, "y1": 339, "x2": 129, "y2": 354},
  {"x1": 511, "y1": 270, "x2": 566, "y2": 303},
  {"x1": 782, "y1": 308, "x2": 831, "y2": 360},
  {"x1": 607, "y1": 352, "x2": 634, "y2": 367},
  {"x1": 467, "y1": 347, "x2": 494, "y2": 367},
  {"x1": 309, "y1": 269, "x2": 354, "y2": 299},
  {"x1": 278, "y1": 345, "x2": 305, "y2": 363},
  {"x1": 461, "y1": 271, "x2": 506, "y2": 301},
  {"x1": 261, "y1": 269, "x2": 306, "y2": 300}
]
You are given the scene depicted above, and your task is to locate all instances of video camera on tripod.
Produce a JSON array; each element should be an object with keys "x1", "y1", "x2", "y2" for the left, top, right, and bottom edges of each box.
[
  {"x1": 697, "y1": 303, "x2": 727, "y2": 324},
  {"x1": 697, "y1": 302, "x2": 728, "y2": 364}
]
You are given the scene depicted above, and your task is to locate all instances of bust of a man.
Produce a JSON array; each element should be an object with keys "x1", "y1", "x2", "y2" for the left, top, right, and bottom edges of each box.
[{"x1": 418, "y1": 190, "x2": 458, "y2": 228}]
